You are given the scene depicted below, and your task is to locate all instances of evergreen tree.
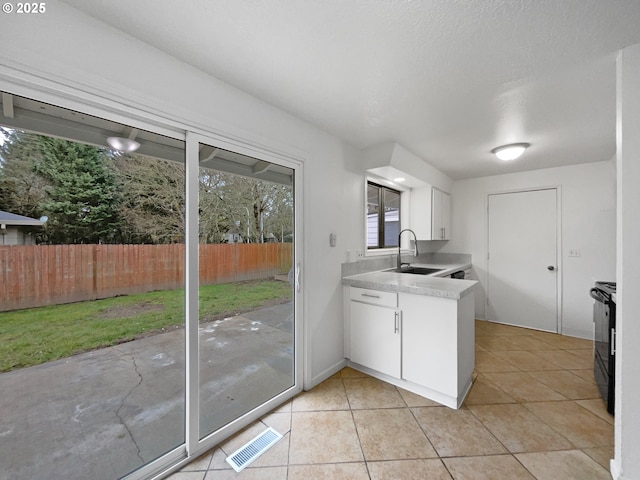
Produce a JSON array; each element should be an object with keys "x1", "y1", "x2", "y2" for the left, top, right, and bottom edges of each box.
[{"x1": 34, "y1": 137, "x2": 122, "y2": 244}]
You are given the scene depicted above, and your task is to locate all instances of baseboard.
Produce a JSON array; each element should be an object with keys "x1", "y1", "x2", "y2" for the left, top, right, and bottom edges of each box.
[
  {"x1": 561, "y1": 327, "x2": 593, "y2": 340},
  {"x1": 456, "y1": 375, "x2": 474, "y2": 409},
  {"x1": 610, "y1": 458, "x2": 621, "y2": 480}
]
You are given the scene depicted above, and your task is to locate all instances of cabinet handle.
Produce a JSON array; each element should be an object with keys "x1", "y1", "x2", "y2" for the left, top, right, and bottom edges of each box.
[
  {"x1": 361, "y1": 293, "x2": 381, "y2": 299},
  {"x1": 394, "y1": 311, "x2": 400, "y2": 333}
]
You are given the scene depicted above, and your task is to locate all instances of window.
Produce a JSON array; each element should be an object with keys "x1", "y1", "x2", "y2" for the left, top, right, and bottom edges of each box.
[{"x1": 367, "y1": 181, "x2": 401, "y2": 249}]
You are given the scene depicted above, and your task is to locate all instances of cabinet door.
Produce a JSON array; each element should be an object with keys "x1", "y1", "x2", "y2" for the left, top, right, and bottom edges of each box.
[
  {"x1": 409, "y1": 186, "x2": 432, "y2": 240},
  {"x1": 431, "y1": 189, "x2": 451, "y2": 240},
  {"x1": 401, "y1": 294, "x2": 458, "y2": 395},
  {"x1": 441, "y1": 191, "x2": 451, "y2": 240},
  {"x1": 431, "y1": 189, "x2": 443, "y2": 239},
  {"x1": 349, "y1": 301, "x2": 401, "y2": 378}
]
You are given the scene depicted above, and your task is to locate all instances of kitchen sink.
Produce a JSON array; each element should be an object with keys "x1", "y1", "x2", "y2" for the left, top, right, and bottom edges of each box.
[{"x1": 386, "y1": 267, "x2": 444, "y2": 275}]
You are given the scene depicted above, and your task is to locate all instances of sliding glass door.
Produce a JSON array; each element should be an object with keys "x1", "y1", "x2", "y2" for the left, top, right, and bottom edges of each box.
[
  {"x1": 195, "y1": 142, "x2": 296, "y2": 439},
  {"x1": 0, "y1": 90, "x2": 302, "y2": 480},
  {"x1": 183, "y1": 134, "x2": 300, "y2": 456}
]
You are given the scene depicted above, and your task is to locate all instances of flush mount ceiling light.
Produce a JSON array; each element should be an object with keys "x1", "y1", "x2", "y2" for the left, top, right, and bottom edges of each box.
[
  {"x1": 393, "y1": 177, "x2": 406, "y2": 182},
  {"x1": 491, "y1": 143, "x2": 530, "y2": 161},
  {"x1": 107, "y1": 136, "x2": 140, "y2": 153}
]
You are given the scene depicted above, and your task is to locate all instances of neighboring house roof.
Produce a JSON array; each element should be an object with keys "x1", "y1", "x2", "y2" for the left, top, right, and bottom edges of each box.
[{"x1": 0, "y1": 210, "x2": 46, "y2": 227}]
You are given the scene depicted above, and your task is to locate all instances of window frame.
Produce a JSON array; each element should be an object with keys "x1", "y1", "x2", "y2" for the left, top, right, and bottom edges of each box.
[{"x1": 366, "y1": 180, "x2": 402, "y2": 250}]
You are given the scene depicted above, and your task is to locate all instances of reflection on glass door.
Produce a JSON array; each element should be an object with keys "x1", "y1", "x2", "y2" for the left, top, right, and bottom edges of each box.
[{"x1": 196, "y1": 143, "x2": 295, "y2": 438}]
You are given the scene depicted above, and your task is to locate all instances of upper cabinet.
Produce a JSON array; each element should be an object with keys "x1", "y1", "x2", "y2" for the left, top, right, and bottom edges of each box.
[
  {"x1": 409, "y1": 186, "x2": 451, "y2": 240},
  {"x1": 432, "y1": 188, "x2": 451, "y2": 240}
]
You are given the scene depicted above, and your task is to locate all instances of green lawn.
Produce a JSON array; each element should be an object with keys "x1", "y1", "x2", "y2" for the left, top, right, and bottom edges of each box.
[{"x1": 0, "y1": 279, "x2": 292, "y2": 372}]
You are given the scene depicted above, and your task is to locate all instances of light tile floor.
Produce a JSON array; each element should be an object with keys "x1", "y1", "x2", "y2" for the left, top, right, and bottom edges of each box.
[{"x1": 168, "y1": 320, "x2": 613, "y2": 479}]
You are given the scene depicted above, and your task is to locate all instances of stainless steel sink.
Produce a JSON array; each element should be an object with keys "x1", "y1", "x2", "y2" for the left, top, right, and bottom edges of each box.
[{"x1": 386, "y1": 267, "x2": 444, "y2": 275}]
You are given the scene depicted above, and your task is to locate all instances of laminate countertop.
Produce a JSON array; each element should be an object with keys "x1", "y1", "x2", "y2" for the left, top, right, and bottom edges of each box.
[{"x1": 342, "y1": 262, "x2": 477, "y2": 300}]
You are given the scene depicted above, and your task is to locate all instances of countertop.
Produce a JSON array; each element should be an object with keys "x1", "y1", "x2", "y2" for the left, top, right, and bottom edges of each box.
[{"x1": 342, "y1": 262, "x2": 477, "y2": 300}]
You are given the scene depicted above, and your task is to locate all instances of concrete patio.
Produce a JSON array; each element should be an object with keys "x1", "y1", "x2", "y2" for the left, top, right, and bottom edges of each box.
[{"x1": 0, "y1": 303, "x2": 294, "y2": 480}]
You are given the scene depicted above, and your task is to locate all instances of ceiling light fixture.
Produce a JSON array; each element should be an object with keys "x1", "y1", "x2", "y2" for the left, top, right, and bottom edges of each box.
[
  {"x1": 491, "y1": 143, "x2": 530, "y2": 161},
  {"x1": 107, "y1": 136, "x2": 140, "y2": 153},
  {"x1": 393, "y1": 177, "x2": 406, "y2": 182}
]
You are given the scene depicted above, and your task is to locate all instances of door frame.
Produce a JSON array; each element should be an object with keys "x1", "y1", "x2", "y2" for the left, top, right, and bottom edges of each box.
[{"x1": 485, "y1": 186, "x2": 563, "y2": 333}]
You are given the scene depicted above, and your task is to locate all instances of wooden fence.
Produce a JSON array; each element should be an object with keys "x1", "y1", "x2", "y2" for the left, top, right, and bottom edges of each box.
[{"x1": 0, "y1": 243, "x2": 293, "y2": 312}]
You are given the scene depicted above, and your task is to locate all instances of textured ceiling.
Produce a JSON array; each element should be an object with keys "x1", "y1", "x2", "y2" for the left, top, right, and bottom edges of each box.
[{"x1": 62, "y1": 0, "x2": 640, "y2": 179}]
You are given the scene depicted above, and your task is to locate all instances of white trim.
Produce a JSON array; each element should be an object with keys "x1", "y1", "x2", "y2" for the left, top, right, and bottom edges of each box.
[
  {"x1": 610, "y1": 458, "x2": 621, "y2": 479},
  {"x1": 0, "y1": 62, "x2": 185, "y2": 141},
  {"x1": 184, "y1": 132, "x2": 200, "y2": 454},
  {"x1": 0, "y1": 60, "x2": 308, "y2": 167}
]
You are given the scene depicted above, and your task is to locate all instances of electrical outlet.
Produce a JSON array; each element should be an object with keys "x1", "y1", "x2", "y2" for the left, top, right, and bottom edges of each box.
[
  {"x1": 356, "y1": 250, "x2": 364, "y2": 259},
  {"x1": 568, "y1": 249, "x2": 581, "y2": 257}
]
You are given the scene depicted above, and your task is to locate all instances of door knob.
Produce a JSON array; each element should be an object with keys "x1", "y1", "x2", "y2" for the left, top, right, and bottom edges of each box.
[{"x1": 547, "y1": 266, "x2": 556, "y2": 271}]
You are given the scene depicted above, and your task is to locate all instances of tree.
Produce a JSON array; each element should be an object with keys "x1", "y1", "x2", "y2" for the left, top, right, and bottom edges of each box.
[
  {"x1": 205, "y1": 173, "x2": 293, "y2": 244},
  {"x1": 34, "y1": 137, "x2": 123, "y2": 244},
  {"x1": 0, "y1": 127, "x2": 294, "y2": 245},
  {"x1": 0, "y1": 128, "x2": 50, "y2": 221},
  {"x1": 262, "y1": 184, "x2": 294, "y2": 242},
  {"x1": 114, "y1": 153, "x2": 186, "y2": 244},
  {"x1": 198, "y1": 168, "x2": 228, "y2": 243}
]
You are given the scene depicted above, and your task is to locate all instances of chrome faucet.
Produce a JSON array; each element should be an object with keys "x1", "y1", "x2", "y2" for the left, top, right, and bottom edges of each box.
[{"x1": 397, "y1": 228, "x2": 419, "y2": 270}]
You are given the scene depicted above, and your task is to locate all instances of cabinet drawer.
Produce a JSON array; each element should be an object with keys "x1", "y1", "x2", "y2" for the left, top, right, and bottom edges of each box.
[{"x1": 350, "y1": 287, "x2": 397, "y2": 307}]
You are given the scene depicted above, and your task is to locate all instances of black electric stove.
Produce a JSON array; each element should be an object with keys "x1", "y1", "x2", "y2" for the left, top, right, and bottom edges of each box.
[{"x1": 590, "y1": 281, "x2": 616, "y2": 415}]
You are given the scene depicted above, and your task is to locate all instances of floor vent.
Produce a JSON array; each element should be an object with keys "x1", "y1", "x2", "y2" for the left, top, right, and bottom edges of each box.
[{"x1": 225, "y1": 427, "x2": 283, "y2": 472}]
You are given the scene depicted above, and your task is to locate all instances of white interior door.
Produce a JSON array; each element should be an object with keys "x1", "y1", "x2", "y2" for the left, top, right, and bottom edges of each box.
[{"x1": 487, "y1": 189, "x2": 558, "y2": 332}]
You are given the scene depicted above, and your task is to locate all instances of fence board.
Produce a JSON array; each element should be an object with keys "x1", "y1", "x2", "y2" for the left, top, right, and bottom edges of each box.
[{"x1": 0, "y1": 243, "x2": 292, "y2": 312}]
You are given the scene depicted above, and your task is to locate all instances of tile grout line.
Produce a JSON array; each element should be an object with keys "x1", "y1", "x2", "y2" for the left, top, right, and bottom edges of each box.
[
  {"x1": 343, "y1": 375, "x2": 372, "y2": 479},
  {"x1": 174, "y1": 323, "x2": 608, "y2": 479}
]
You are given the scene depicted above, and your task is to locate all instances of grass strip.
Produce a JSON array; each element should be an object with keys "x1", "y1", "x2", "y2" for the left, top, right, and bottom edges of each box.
[{"x1": 0, "y1": 279, "x2": 292, "y2": 372}]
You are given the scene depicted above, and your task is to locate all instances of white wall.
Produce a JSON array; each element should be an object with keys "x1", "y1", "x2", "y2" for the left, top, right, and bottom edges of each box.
[
  {"x1": 444, "y1": 161, "x2": 616, "y2": 339},
  {"x1": 0, "y1": 0, "x2": 362, "y2": 387},
  {"x1": 613, "y1": 42, "x2": 640, "y2": 480}
]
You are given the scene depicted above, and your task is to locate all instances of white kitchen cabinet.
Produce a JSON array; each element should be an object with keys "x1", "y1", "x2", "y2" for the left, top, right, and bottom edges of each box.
[
  {"x1": 409, "y1": 185, "x2": 432, "y2": 239},
  {"x1": 409, "y1": 186, "x2": 451, "y2": 240},
  {"x1": 348, "y1": 287, "x2": 401, "y2": 379},
  {"x1": 431, "y1": 188, "x2": 451, "y2": 240},
  {"x1": 401, "y1": 292, "x2": 474, "y2": 399},
  {"x1": 345, "y1": 284, "x2": 475, "y2": 409}
]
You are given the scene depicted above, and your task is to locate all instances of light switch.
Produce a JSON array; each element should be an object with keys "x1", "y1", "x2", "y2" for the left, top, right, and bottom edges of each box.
[{"x1": 329, "y1": 233, "x2": 337, "y2": 247}]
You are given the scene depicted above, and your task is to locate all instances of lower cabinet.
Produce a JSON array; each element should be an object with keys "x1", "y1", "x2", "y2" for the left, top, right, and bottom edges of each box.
[
  {"x1": 348, "y1": 286, "x2": 401, "y2": 379},
  {"x1": 401, "y1": 293, "x2": 465, "y2": 396},
  {"x1": 346, "y1": 285, "x2": 475, "y2": 409},
  {"x1": 349, "y1": 300, "x2": 401, "y2": 378}
]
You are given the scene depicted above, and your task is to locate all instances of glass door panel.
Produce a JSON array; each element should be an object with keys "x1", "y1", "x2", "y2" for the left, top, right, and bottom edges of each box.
[
  {"x1": 196, "y1": 143, "x2": 295, "y2": 438},
  {"x1": 0, "y1": 92, "x2": 186, "y2": 479}
]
